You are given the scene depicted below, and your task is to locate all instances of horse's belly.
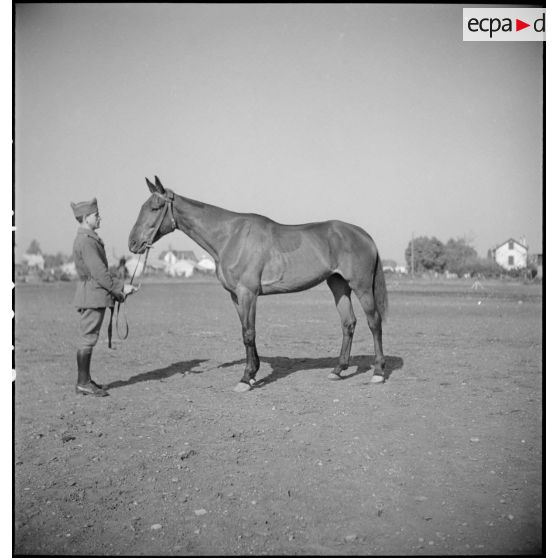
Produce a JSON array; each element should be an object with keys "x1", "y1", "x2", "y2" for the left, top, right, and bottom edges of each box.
[{"x1": 260, "y1": 249, "x2": 330, "y2": 294}]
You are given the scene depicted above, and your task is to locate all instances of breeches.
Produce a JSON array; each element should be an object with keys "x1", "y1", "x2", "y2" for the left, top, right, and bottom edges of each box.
[{"x1": 78, "y1": 308, "x2": 106, "y2": 350}]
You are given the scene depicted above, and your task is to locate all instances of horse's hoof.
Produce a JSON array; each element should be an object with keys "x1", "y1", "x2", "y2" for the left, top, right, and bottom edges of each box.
[
  {"x1": 328, "y1": 372, "x2": 342, "y2": 381},
  {"x1": 234, "y1": 382, "x2": 252, "y2": 393},
  {"x1": 370, "y1": 374, "x2": 385, "y2": 384}
]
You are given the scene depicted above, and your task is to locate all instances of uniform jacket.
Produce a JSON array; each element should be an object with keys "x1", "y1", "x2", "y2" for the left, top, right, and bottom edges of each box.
[{"x1": 72, "y1": 227, "x2": 125, "y2": 309}]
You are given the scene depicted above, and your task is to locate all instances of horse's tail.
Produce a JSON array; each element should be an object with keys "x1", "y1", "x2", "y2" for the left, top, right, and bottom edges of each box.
[{"x1": 373, "y1": 252, "x2": 388, "y2": 322}]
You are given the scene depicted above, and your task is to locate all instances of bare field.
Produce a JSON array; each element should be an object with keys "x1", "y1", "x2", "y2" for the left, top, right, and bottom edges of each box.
[{"x1": 14, "y1": 278, "x2": 543, "y2": 555}]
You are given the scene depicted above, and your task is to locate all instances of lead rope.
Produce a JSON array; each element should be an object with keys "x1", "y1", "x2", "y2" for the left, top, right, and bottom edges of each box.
[
  {"x1": 108, "y1": 247, "x2": 150, "y2": 348},
  {"x1": 107, "y1": 191, "x2": 175, "y2": 348}
]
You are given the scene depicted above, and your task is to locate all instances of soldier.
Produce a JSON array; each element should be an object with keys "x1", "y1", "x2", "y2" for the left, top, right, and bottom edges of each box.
[{"x1": 71, "y1": 198, "x2": 137, "y2": 396}]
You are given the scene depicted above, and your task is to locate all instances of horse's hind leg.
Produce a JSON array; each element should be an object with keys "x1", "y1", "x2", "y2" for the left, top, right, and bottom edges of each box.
[
  {"x1": 353, "y1": 288, "x2": 386, "y2": 383},
  {"x1": 326, "y1": 274, "x2": 356, "y2": 380},
  {"x1": 230, "y1": 288, "x2": 260, "y2": 392}
]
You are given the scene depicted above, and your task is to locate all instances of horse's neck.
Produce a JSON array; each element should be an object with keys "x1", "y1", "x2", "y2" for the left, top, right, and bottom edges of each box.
[{"x1": 173, "y1": 194, "x2": 237, "y2": 261}]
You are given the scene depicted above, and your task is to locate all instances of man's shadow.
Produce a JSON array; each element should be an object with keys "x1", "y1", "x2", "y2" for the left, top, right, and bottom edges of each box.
[
  {"x1": 219, "y1": 354, "x2": 404, "y2": 389},
  {"x1": 105, "y1": 359, "x2": 208, "y2": 390}
]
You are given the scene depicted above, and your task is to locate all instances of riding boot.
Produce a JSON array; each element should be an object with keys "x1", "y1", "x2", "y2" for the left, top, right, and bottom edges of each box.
[
  {"x1": 77, "y1": 350, "x2": 106, "y2": 390},
  {"x1": 76, "y1": 349, "x2": 108, "y2": 397}
]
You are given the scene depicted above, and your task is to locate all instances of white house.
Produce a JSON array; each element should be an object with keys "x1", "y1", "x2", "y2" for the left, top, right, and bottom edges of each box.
[
  {"x1": 167, "y1": 259, "x2": 195, "y2": 277},
  {"x1": 22, "y1": 253, "x2": 45, "y2": 270},
  {"x1": 158, "y1": 250, "x2": 198, "y2": 277},
  {"x1": 60, "y1": 262, "x2": 77, "y2": 277},
  {"x1": 196, "y1": 253, "x2": 216, "y2": 272},
  {"x1": 160, "y1": 250, "x2": 197, "y2": 266},
  {"x1": 491, "y1": 238, "x2": 528, "y2": 270}
]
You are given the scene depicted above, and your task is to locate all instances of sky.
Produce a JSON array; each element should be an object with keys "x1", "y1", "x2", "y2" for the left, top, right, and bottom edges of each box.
[{"x1": 14, "y1": 3, "x2": 543, "y2": 265}]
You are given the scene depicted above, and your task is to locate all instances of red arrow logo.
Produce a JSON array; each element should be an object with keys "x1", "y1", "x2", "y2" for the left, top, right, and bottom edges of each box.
[{"x1": 516, "y1": 19, "x2": 530, "y2": 31}]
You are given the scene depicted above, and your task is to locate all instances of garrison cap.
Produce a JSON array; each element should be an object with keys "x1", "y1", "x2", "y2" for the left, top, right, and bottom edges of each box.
[{"x1": 71, "y1": 198, "x2": 98, "y2": 219}]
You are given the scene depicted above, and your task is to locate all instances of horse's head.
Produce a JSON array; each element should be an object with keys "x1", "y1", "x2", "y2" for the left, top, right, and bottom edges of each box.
[{"x1": 128, "y1": 176, "x2": 177, "y2": 254}]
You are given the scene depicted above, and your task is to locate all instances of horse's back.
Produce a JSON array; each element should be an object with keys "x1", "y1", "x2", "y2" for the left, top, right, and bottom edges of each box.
[{"x1": 262, "y1": 218, "x2": 379, "y2": 271}]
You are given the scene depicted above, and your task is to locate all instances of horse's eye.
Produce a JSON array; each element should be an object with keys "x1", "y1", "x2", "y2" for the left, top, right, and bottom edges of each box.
[{"x1": 150, "y1": 200, "x2": 164, "y2": 210}]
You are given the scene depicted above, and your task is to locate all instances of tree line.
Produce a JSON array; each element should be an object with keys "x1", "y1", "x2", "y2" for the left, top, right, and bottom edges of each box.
[
  {"x1": 404, "y1": 236, "x2": 532, "y2": 278},
  {"x1": 23, "y1": 239, "x2": 70, "y2": 267}
]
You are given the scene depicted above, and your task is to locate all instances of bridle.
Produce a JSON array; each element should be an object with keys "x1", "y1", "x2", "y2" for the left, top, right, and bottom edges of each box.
[
  {"x1": 108, "y1": 188, "x2": 177, "y2": 348},
  {"x1": 146, "y1": 189, "x2": 178, "y2": 247},
  {"x1": 129, "y1": 188, "x2": 178, "y2": 284}
]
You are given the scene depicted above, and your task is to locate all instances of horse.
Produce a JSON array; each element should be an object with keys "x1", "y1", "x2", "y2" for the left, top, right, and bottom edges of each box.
[{"x1": 128, "y1": 176, "x2": 388, "y2": 392}]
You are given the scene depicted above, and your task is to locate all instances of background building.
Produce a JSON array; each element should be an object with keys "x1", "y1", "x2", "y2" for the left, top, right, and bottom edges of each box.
[{"x1": 489, "y1": 237, "x2": 528, "y2": 270}]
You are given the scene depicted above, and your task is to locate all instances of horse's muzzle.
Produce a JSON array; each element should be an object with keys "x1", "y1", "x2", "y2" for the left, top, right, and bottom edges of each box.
[{"x1": 128, "y1": 239, "x2": 147, "y2": 254}]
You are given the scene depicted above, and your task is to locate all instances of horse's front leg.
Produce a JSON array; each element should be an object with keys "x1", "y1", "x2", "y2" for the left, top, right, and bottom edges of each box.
[{"x1": 231, "y1": 288, "x2": 260, "y2": 392}]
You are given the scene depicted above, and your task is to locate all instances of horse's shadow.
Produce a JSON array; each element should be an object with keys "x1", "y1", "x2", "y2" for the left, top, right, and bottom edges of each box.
[
  {"x1": 105, "y1": 355, "x2": 404, "y2": 391},
  {"x1": 105, "y1": 359, "x2": 208, "y2": 390},
  {"x1": 219, "y1": 354, "x2": 404, "y2": 389}
]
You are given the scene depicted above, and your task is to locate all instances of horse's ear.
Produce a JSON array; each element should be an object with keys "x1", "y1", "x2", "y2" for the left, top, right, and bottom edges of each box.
[
  {"x1": 154, "y1": 175, "x2": 165, "y2": 193},
  {"x1": 145, "y1": 177, "x2": 157, "y2": 193}
]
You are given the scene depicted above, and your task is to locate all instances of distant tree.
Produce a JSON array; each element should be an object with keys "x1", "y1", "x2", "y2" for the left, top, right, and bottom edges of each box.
[
  {"x1": 43, "y1": 252, "x2": 67, "y2": 269},
  {"x1": 405, "y1": 236, "x2": 445, "y2": 273},
  {"x1": 26, "y1": 239, "x2": 42, "y2": 255},
  {"x1": 444, "y1": 237, "x2": 478, "y2": 275}
]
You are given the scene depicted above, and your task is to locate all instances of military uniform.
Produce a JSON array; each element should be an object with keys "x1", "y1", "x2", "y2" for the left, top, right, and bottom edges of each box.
[
  {"x1": 71, "y1": 198, "x2": 126, "y2": 396},
  {"x1": 73, "y1": 226, "x2": 125, "y2": 348}
]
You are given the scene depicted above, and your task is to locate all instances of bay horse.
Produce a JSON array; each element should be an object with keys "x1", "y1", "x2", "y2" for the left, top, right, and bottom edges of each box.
[{"x1": 128, "y1": 176, "x2": 388, "y2": 392}]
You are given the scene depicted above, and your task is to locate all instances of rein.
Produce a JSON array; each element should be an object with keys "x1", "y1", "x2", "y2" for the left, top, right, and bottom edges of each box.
[{"x1": 108, "y1": 189, "x2": 177, "y2": 348}]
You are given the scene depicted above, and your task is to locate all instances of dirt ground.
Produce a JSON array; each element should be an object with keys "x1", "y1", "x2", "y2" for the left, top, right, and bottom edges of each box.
[{"x1": 14, "y1": 277, "x2": 542, "y2": 555}]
